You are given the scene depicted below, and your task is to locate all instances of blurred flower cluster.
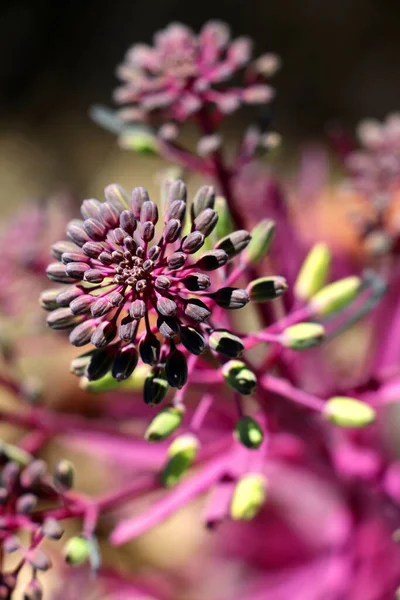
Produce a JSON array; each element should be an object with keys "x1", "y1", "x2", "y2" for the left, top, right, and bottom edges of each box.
[{"x1": 1, "y1": 19, "x2": 400, "y2": 600}]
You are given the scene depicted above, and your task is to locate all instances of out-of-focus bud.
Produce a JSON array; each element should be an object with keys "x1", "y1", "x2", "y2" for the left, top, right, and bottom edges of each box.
[
  {"x1": 70, "y1": 352, "x2": 94, "y2": 376},
  {"x1": 191, "y1": 186, "x2": 215, "y2": 219},
  {"x1": 143, "y1": 372, "x2": 169, "y2": 406},
  {"x1": 294, "y1": 243, "x2": 331, "y2": 301},
  {"x1": 160, "y1": 434, "x2": 200, "y2": 487},
  {"x1": 28, "y1": 549, "x2": 51, "y2": 572},
  {"x1": 39, "y1": 288, "x2": 62, "y2": 311},
  {"x1": 3, "y1": 535, "x2": 20, "y2": 553},
  {"x1": 63, "y1": 536, "x2": 91, "y2": 566},
  {"x1": 234, "y1": 416, "x2": 264, "y2": 449},
  {"x1": 23, "y1": 579, "x2": 43, "y2": 600},
  {"x1": 53, "y1": 460, "x2": 74, "y2": 491},
  {"x1": 119, "y1": 128, "x2": 159, "y2": 155},
  {"x1": 323, "y1": 396, "x2": 376, "y2": 428},
  {"x1": 1, "y1": 442, "x2": 31, "y2": 466},
  {"x1": 80, "y1": 364, "x2": 149, "y2": 392},
  {"x1": 214, "y1": 196, "x2": 233, "y2": 240},
  {"x1": 42, "y1": 518, "x2": 64, "y2": 540},
  {"x1": 310, "y1": 276, "x2": 361, "y2": 316},
  {"x1": 16, "y1": 493, "x2": 37, "y2": 514},
  {"x1": 145, "y1": 405, "x2": 184, "y2": 441},
  {"x1": 222, "y1": 360, "x2": 257, "y2": 395},
  {"x1": 215, "y1": 230, "x2": 251, "y2": 258},
  {"x1": 165, "y1": 349, "x2": 188, "y2": 389},
  {"x1": 230, "y1": 473, "x2": 267, "y2": 520},
  {"x1": 209, "y1": 330, "x2": 244, "y2": 358},
  {"x1": 244, "y1": 220, "x2": 275, "y2": 264},
  {"x1": 212, "y1": 287, "x2": 249, "y2": 310},
  {"x1": 281, "y1": 322, "x2": 325, "y2": 350},
  {"x1": 247, "y1": 276, "x2": 288, "y2": 302}
]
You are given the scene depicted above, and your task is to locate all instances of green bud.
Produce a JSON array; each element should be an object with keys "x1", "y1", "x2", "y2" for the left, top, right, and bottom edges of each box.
[
  {"x1": 214, "y1": 196, "x2": 233, "y2": 240},
  {"x1": 143, "y1": 372, "x2": 169, "y2": 406},
  {"x1": 234, "y1": 416, "x2": 264, "y2": 449},
  {"x1": 244, "y1": 220, "x2": 275, "y2": 264},
  {"x1": 63, "y1": 536, "x2": 91, "y2": 566},
  {"x1": 230, "y1": 473, "x2": 267, "y2": 520},
  {"x1": 323, "y1": 396, "x2": 376, "y2": 428},
  {"x1": 215, "y1": 230, "x2": 251, "y2": 258},
  {"x1": 310, "y1": 276, "x2": 361, "y2": 316},
  {"x1": 1, "y1": 442, "x2": 31, "y2": 466},
  {"x1": 294, "y1": 243, "x2": 331, "y2": 301},
  {"x1": 80, "y1": 364, "x2": 149, "y2": 393},
  {"x1": 119, "y1": 130, "x2": 159, "y2": 155},
  {"x1": 247, "y1": 276, "x2": 288, "y2": 302},
  {"x1": 145, "y1": 405, "x2": 184, "y2": 442},
  {"x1": 160, "y1": 434, "x2": 199, "y2": 487},
  {"x1": 209, "y1": 330, "x2": 244, "y2": 358},
  {"x1": 222, "y1": 360, "x2": 257, "y2": 395},
  {"x1": 281, "y1": 322, "x2": 325, "y2": 350}
]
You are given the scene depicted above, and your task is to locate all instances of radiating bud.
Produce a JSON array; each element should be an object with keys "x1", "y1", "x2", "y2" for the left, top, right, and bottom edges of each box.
[
  {"x1": 323, "y1": 397, "x2": 376, "y2": 428},
  {"x1": 140, "y1": 221, "x2": 155, "y2": 242},
  {"x1": 161, "y1": 434, "x2": 200, "y2": 487},
  {"x1": 47, "y1": 308, "x2": 82, "y2": 330},
  {"x1": 212, "y1": 287, "x2": 250, "y2": 309},
  {"x1": 191, "y1": 185, "x2": 215, "y2": 219},
  {"x1": 183, "y1": 273, "x2": 211, "y2": 291},
  {"x1": 16, "y1": 493, "x2": 37, "y2": 514},
  {"x1": 157, "y1": 297, "x2": 177, "y2": 317},
  {"x1": 145, "y1": 405, "x2": 184, "y2": 441},
  {"x1": 247, "y1": 276, "x2": 288, "y2": 302},
  {"x1": 42, "y1": 517, "x2": 64, "y2": 540},
  {"x1": 158, "y1": 316, "x2": 179, "y2": 338},
  {"x1": 197, "y1": 134, "x2": 222, "y2": 157},
  {"x1": 216, "y1": 230, "x2": 251, "y2": 258},
  {"x1": 230, "y1": 474, "x2": 267, "y2": 520},
  {"x1": 185, "y1": 299, "x2": 211, "y2": 322},
  {"x1": 155, "y1": 276, "x2": 171, "y2": 291},
  {"x1": 167, "y1": 252, "x2": 186, "y2": 270},
  {"x1": 91, "y1": 321, "x2": 116, "y2": 348},
  {"x1": 4, "y1": 535, "x2": 20, "y2": 553},
  {"x1": 70, "y1": 295, "x2": 94, "y2": 315},
  {"x1": 310, "y1": 276, "x2": 361, "y2": 316},
  {"x1": 179, "y1": 326, "x2": 207, "y2": 355},
  {"x1": 56, "y1": 286, "x2": 84, "y2": 307},
  {"x1": 193, "y1": 208, "x2": 218, "y2": 237},
  {"x1": 51, "y1": 240, "x2": 79, "y2": 260},
  {"x1": 165, "y1": 349, "x2": 188, "y2": 388},
  {"x1": 63, "y1": 536, "x2": 91, "y2": 566},
  {"x1": 130, "y1": 299, "x2": 146, "y2": 319},
  {"x1": 234, "y1": 416, "x2": 264, "y2": 449},
  {"x1": 90, "y1": 297, "x2": 112, "y2": 318},
  {"x1": 67, "y1": 219, "x2": 90, "y2": 246},
  {"x1": 54, "y1": 459, "x2": 74, "y2": 490},
  {"x1": 139, "y1": 333, "x2": 161, "y2": 365},
  {"x1": 100, "y1": 202, "x2": 120, "y2": 228},
  {"x1": 20, "y1": 459, "x2": 46, "y2": 488},
  {"x1": 182, "y1": 231, "x2": 205, "y2": 254},
  {"x1": 166, "y1": 199, "x2": 186, "y2": 222},
  {"x1": 86, "y1": 348, "x2": 114, "y2": 380},
  {"x1": 46, "y1": 262, "x2": 77, "y2": 283},
  {"x1": 196, "y1": 249, "x2": 228, "y2": 271},
  {"x1": 82, "y1": 241, "x2": 104, "y2": 258},
  {"x1": 112, "y1": 346, "x2": 138, "y2": 381},
  {"x1": 70, "y1": 352, "x2": 93, "y2": 375},
  {"x1": 294, "y1": 243, "x2": 331, "y2": 301},
  {"x1": 39, "y1": 288, "x2": 62, "y2": 311},
  {"x1": 61, "y1": 250, "x2": 90, "y2": 265},
  {"x1": 119, "y1": 210, "x2": 137, "y2": 235},
  {"x1": 28, "y1": 549, "x2": 51, "y2": 572},
  {"x1": 281, "y1": 322, "x2": 325, "y2": 350},
  {"x1": 222, "y1": 360, "x2": 257, "y2": 395},
  {"x1": 140, "y1": 200, "x2": 158, "y2": 224},
  {"x1": 81, "y1": 364, "x2": 149, "y2": 392},
  {"x1": 23, "y1": 579, "x2": 43, "y2": 600},
  {"x1": 164, "y1": 218, "x2": 181, "y2": 243},
  {"x1": 209, "y1": 330, "x2": 244, "y2": 358},
  {"x1": 245, "y1": 220, "x2": 275, "y2": 264},
  {"x1": 143, "y1": 372, "x2": 169, "y2": 406},
  {"x1": 2, "y1": 443, "x2": 31, "y2": 466},
  {"x1": 104, "y1": 183, "x2": 129, "y2": 212},
  {"x1": 84, "y1": 269, "x2": 104, "y2": 283},
  {"x1": 131, "y1": 186, "x2": 149, "y2": 218},
  {"x1": 165, "y1": 179, "x2": 187, "y2": 212}
]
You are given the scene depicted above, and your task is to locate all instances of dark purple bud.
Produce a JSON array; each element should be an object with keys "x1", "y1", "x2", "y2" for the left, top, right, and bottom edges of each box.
[
  {"x1": 82, "y1": 241, "x2": 104, "y2": 258},
  {"x1": 212, "y1": 287, "x2": 250, "y2": 309},
  {"x1": 91, "y1": 321, "x2": 116, "y2": 348},
  {"x1": 185, "y1": 299, "x2": 211, "y2": 322},
  {"x1": 91, "y1": 297, "x2": 112, "y2": 318},
  {"x1": 124, "y1": 236, "x2": 136, "y2": 252},
  {"x1": 61, "y1": 251, "x2": 90, "y2": 264},
  {"x1": 155, "y1": 276, "x2": 171, "y2": 291},
  {"x1": 167, "y1": 252, "x2": 186, "y2": 270},
  {"x1": 195, "y1": 249, "x2": 228, "y2": 271},
  {"x1": 39, "y1": 288, "x2": 62, "y2": 311},
  {"x1": 157, "y1": 317, "x2": 179, "y2": 338},
  {"x1": 120, "y1": 209, "x2": 137, "y2": 235},
  {"x1": 23, "y1": 579, "x2": 43, "y2": 600},
  {"x1": 193, "y1": 208, "x2": 218, "y2": 237},
  {"x1": 4, "y1": 535, "x2": 19, "y2": 553},
  {"x1": 180, "y1": 326, "x2": 207, "y2": 355},
  {"x1": 84, "y1": 269, "x2": 105, "y2": 283},
  {"x1": 109, "y1": 291, "x2": 124, "y2": 306},
  {"x1": 166, "y1": 349, "x2": 188, "y2": 389},
  {"x1": 143, "y1": 259, "x2": 153, "y2": 270},
  {"x1": 143, "y1": 372, "x2": 168, "y2": 406},
  {"x1": 130, "y1": 299, "x2": 146, "y2": 319},
  {"x1": 51, "y1": 240, "x2": 79, "y2": 260},
  {"x1": 164, "y1": 218, "x2": 181, "y2": 243},
  {"x1": 165, "y1": 180, "x2": 187, "y2": 211},
  {"x1": 69, "y1": 321, "x2": 96, "y2": 347},
  {"x1": 209, "y1": 330, "x2": 244, "y2": 358},
  {"x1": 28, "y1": 549, "x2": 51, "y2": 572},
  {"x1": 148, "y1": 245, "x2": 161, "y2": 260},
  {"x1": 112, "y1": 346, "x2": 139, "y2": 381},
  {"x1": 182, "y1": 231, "x2": 205, "y2": 254},
  {"x1": 65, "y1": 262, "x2": 90, "y2": 280},
  {"x1": 166, "y1": 200, "x2": 186, "y2": 222},
  {"x1": 53, "y1": 459, "x2": 74, "y2": 490},
  {"x1": 46, "y1": 262, "x2": 77, "y2": 283},
  {"x1": 56, "y1": 286, "x2": 84, "y2": 307},
  {"x1": 109, "y1": 227, "x2": 127, "y2": 246},
  {"x1": 16, "y1": 493, "x2": 37, "y2": 514},
  {"x1": 139, "y1": 333, "x2": 161, "y2": 365},
  {"x1": 119, "y1": 317, "x2": 139, "y2": 342},
  {"x1": 81, "y1": 198, "x2": 102, "y2": 220},
  {"x1": 2, "y1": 462, "x2": 20, "y2": 489},
  {"x1": 191, "y1": 186, "x2": 215, "y2": 219},
  {"x1": 183, "y1": 273, "x2": 211, "y2": 291},
  {"x1": 67, "y1": 219, "x2": 90, "y2": 246},
  {"x1": 131, "y1": 186, "x2": 150, "y2": 218},
  {"x1": 42, "y1": 518, "x2": 64, "y2": 540},
  {"x1": 70, "y1": 295, "x2": 94, "y2": 315},
  {"x1": 20, "y1": 460, "x2": 46, "y2": 488},
  {"x1": 47, "y1": 308, "x2": 83, "y2": 330},
  {"x1": 70, "y1": 352, "x2": 94, "y2": 376},
  {"x1": 104, "y1": 183, "x2": 129, "y2": 212},
  {"x1": 140, "y1": 221, "x2": 155, "y2": 242},
  {"x1": 140, "y1": 201, "x2": 158, "y2": 224},
  {"x1": 98, "y1": 251, "x2": 113, "y2": 265},
  {"x1": 216, "y1": 230, "x2": 251, "y2": 258},
  {"x1": 100, "y1": 202, "x2": 120, "y2": 228},
  {"x1": 157, "y1": 297, "x2": 177, "y2": 317},
  {"x1": 84, "y1": 218, "x2": 107, "y2": 241}
]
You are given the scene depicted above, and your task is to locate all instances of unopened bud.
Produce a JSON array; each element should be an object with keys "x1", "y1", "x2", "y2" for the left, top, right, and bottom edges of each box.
[
  {"x1": 230, "y1": 473, "x2": 267, "y2": 520},
  {"x1": 216, "y1": 230, "x2": 251, "y2": 258},
  {"x1": 64, "y1": 536, "x2": 91, "y2": 566},
  {"x1": 310, "y1": 276, "x2": 361, "y2": 316},
  {"x1": 145, "y1": 405, "x2": 184, "y2": 441},
  {"x1": 245, "y1": 220, "x2": 275, "y2": 264},
  {"x1": 323, "y1": 396, "x2": 376, "y2": 428},
  {"x1": 212, "y1": 287, "x2": 249, "y2": 310},
  {"x1": 143, "y1": 372, "x2": 169, "y2": 406},
  {"x1": 222, "y1": 360, "x2": 257, "y2": 395},
  {"x1": 294, "y1": 243, "x2": 331, "y2": 301},
  {"x1": 120, "y1": 130, "x2": 159, "y2": 155},
  {"x1": 53, "y1": 459, "x2": 74, "y2": 490},
  {"x1": 234, "y1": 416, "x2": 264, "y2": 449},
  {"x1": 281, "y1": 322, "x2": 325, "y2": 350},
  {"x1": 42, "y1": 518, "x2": 64, "y2": 540},
  {"x1": 80, "y1": 364, "x2": 150, "y2": 393},
  {"x1": 23, "y1": 579, "x2": 43, "y2": 600},
  {"x1": 247, "y1": 276, "x2": 288, "y2": 302},
  {"x1": 209, "y1": 330, "x2": 244, "y2": 358},
  {"x1": 191, "y1": 186, "x2": 215, "y2": 219},
  {"x1": 160, "y1": 434, "x2": 199, "y2": 487},
  {"x1": 214, "y1": 196, "x2": 233, "y2": 240}
]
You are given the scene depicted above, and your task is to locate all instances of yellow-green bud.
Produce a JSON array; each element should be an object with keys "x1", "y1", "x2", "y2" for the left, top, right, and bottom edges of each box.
[
  {"x1": 310, "y1": 276, "x2": 361, "y2": 316},
  {"x1": 222, "y1": 360, "x2": 257, "y2": 395},
  {"x1": 1, "y1": 443, "x2": 31, "y2": 466},
  {"x1": 230, "y1": 473, "x2": 267, "y2": 520},
  {"x1": 281, "y1": 322, "x2": 325, "y2": 350},
  {"x1": 247, "y1": 276, "x2": 288, "y2": 302},
  {"x1": 80, "y1": 364, "x2": 149, "y2": 393},
  {"x1": 145, "y1": 405, "x2": 184, "y2": 442},
  {"x1": 294, "y1": 243, "x2": 331, "y2": 301},
  {"x1": 209, "y1": 330, "x2": 244, "y2": 358},
  {"x1": 234, "y1": 416, "x2": 264, "y2": 449},
  {"x1": 323, "y1": 396, "x2": 376, "y2": 428},
  {"x1": 119, "y1": 130, "x2": 159, "y2": 155},
  {"x1": 244, "y1": 220, "x2": 275, "y2": 264},
  {"x1": 63, "y1": 536, "x2": 91, "y2": 566},
  {"x1": 160, "y1": 434, "x2": 200, "y2": 487}
]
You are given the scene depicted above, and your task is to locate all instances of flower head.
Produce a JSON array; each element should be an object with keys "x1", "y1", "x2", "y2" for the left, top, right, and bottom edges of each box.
[{"x1": 114, "y1": 21, "x2": 277, "y2": 123}]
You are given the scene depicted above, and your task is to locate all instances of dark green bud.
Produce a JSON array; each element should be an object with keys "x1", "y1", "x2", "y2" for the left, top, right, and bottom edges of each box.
[
  {"x1": 165, "y1": 349, "x2": 188, "y2": 389},
  {"x1": 234, "y1": 416, "x2": 264, "y2": 449},
  {"x1": 247, "y1": 276, "x2": 288, "y2": 302},
  {"x1": 281, "y1": 322, "x2": 325, "y2": 350},
  {"x1": 145, "y1": 405, "x2": 184, "y2": 441},
  {"x1": 179, "y1": 326, "x2": 207, "y2": 355},
  {"x1": 244, "y1": 220, "x2": 275, "y2": 264},
  {"x1": 160, "y1": 434, "x2": 199, "y2": 487},
  {"x1": 143, "y1": 372, "x2": 169, "y2": 406},
  {"x1": 222, "y1": 360, "x2": 257, "y2": 394},
  {"x1": 209, "y1": 330, "x2": 244, "y2": 358}
]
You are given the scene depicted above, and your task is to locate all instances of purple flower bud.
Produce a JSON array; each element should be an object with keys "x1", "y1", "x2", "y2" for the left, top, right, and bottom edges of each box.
[
  {"x1": 61, "y1": 251, "x2": 90, "y2": 264},
  {"x1": 182, "y1": 231, "x2": 205, "y2": 254},
  {"x1": 82, "y1": 241, "x2": 104, "y2": 258},
  {"x1": 191, "y1": 186, "x2": 215, "y2": 219},
  {"x1": 28, "y1": 549, "x2": 51, "y2": 572},
  {"x1": 140, "y1": 200, "x2": 158, "y2": 224},
  {"x1": 180, "y1": 326, "x2": 207, "y2": 355},
  {"x1": 109, "y1": 227, "x2": 127, "y2": 246},
  {"x1": 65, "y1": 262, "x2": 90, "y2": 279},
  {"x1": 112, "y1": 346, "x2": 139, "y2": 381},
  {"x1": 39, "y1": 288, "x2": 63, "y2": 311},
  {"x1": 193, "y1": 208, "x2": 218, "y2": 237},
  {"x1": 166, "y1": 200, "x2": 186, "y2": 222},
  {"x1": 83, "y1": 218, "x2": 107, "y2": 241},
  {"x1": 98, "y1": 251, "x2": 113, "y2": 265},
  {"x1": 100, "y1": 202, "x2": 120, "y2": 228},
  {"x1": 216, "y1": 230, "x2": 251, "y2": 258},
  {"x1": 91, "y1": 297, "x2": 112, "y2": 318},
  {"x1": 69, "y1": 321, "x2": 97, "y2": 346},
  {"x1": 165, "y1": 180, "x2": 187, "y2": 211},
  {"x1": 104, "y1": 183, "x2": 129, "y2": 212},
  {"x1": 119, "y1": 317, "x2": 139, "y2": 342},
  {"x1": 46, "y1": 262, "x2": 77, "y2": 283},
  {"x1": 148, "y1": 245, "x2": 161, "y2": 260},
  {"x1": 67, "y1": 219, "x2": 90, "y2": 246},
  {"x1": 16, "y1": 493, "x2": 37, "y2": 514},
  {"x1": 130, "y1": 299, "x2": 146, "y2": 319},
  {"x1": 20, "y1": 459, "x2": 47, "y2": 488},
  {"x1": 196, "y1": 249, "x2": 228, "y2": 271},
  {"x1": 86, "y1": 349, "x2": 114, "y2": 380},
  {"x1": 183, "y1": 273, "x2": 211, "y2": 291},
  {"x1": 70, "y1": 295, "x2": 94, "y2": 315},
  {"x1": 167, "y1": 252, "x2": 186, "y2": 270},
  {"x1": 157, "y1": 316, "x2": 179, "y2": 338},
  {"x1": 212, "y1": 287, "x2": 250, "y2": 309},
  {"x1": 139, "y1": 333, "x2": 161, "y2": 365},
  {"x1": 155, "y1": 276, "x2": 171, "y2": 291},
  {"x1": 185, "y1": 299, "x2": 211, "y2": 322},
  {"x1": 84, "y1": 269, "x2": 105, "y2": 283},
  {"x1": 131, "y1": 186, "x2": 150, "y2": 218},
  {"x1": 109, "y1": 291, "x2": 124, "y2": 306},
  {"x1": 143, "y1": 372, "x2": 168, "y2": 406},
  {"x1": 47, "y1": 308, "x2": 83, "y2": 330},
  {"x1": 42, "y1": 517, "x2": 64, "y2": 540},
  {"x1": 81, "y1": 198, "x2": 102, "y2": 220},
  {"x1": 53, "y1": 459, "x2": 74, "y2": 490},
  {"x1": 51, "y1": 240, "x2": 79, "y2": 260},
  {"x1": 164, "y1": 218, "x2": 181, "y2": 243},
  {"x1": 91, "y1": 321, "x2": 116, "y2": 348},
  {"x1": 157, "y1": 297, "x2": 177, "y2": 317},
  {"x1": 141, "y1": 221, "x2": 155, "y2": 242},
  {"x1": 166, "y1": 349, "x2": 188, "y2": 388},
  {"x1": 119, "y1": 209, "x2": 137, "y2": 235},
  {"x1": 55, "y1": 286, "x2": 84, "y2": 307}
]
